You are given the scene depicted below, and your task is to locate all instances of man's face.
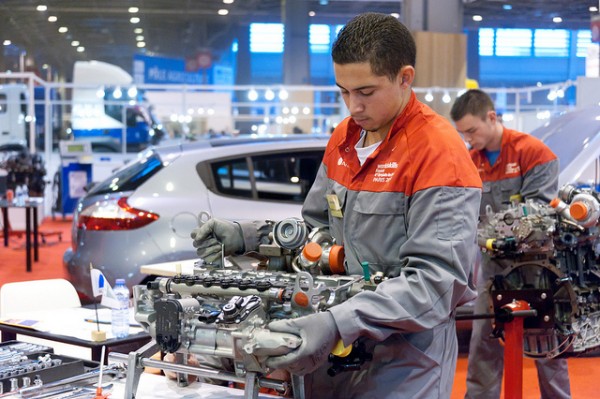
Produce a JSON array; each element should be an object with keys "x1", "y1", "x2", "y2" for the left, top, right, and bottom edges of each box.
[
  {"x1": 453, "y1": 111, "x2": 497, "y2": 151},
  {"x1": 334, "y1": 62, "x2": 405, "y2": 136}
]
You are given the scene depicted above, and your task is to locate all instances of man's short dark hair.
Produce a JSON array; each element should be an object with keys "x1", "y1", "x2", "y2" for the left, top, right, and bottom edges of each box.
[
  {"x1": 450, "y1": 89, "x2": 496, "y2": 121},
  {"x1": 332, "y1": 12, "x2": 416, "y2": 82}
]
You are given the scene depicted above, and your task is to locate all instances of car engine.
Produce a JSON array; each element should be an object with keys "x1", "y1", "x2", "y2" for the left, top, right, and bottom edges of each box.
[
  {"x1": 124, "y1": 218, "x2": 380, "y2": 399},
  {"x1": 478, "y1": 184, "x2": 600, "y2": 359}
]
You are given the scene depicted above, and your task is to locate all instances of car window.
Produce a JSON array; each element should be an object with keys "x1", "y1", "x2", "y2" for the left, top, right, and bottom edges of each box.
[
  {"x1": 210, "y1": 150, "x2": 323, "y2": 203},
  {"x1": 87, "y1": 152, "x2": 164, "y2": 195}
]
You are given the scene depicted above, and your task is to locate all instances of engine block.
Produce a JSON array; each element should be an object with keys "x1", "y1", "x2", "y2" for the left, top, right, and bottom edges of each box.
[
  {"x1": 478, "y1": 184, "x2": 600, "y2": 358},
  {"x1": 129, "y1": 219, "x2": 380, "y2": 398}
]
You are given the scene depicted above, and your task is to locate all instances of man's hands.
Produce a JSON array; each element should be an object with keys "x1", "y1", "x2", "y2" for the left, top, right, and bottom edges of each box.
[
  {"x1": 191, "y1": 219, "x2": 244, "y2": 264},
  {"x1": 266, "y1": 311, "x2": 340, "y2": 376}
]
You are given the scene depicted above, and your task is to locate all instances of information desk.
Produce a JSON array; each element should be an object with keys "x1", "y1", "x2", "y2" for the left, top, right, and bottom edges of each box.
[
  {"x1": 0, "y1": 197, "x2": 44, "y2": 272},
  {"x1": 0, "y1": 307, "x2": 150, "y2": 362}
]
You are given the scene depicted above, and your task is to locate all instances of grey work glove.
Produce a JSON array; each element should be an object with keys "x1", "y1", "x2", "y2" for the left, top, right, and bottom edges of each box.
[
  {"x1": 265, "y1": 311, "x2": 340, "y2": 376},
  {"x1": 191, "y1": 218, "x2": 244, "y2": 264}
]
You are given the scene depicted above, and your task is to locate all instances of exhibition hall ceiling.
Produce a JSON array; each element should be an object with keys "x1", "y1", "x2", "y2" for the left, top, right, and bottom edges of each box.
[{"x1": 0, "y1": 0, "x2": 597, "y2": 78}]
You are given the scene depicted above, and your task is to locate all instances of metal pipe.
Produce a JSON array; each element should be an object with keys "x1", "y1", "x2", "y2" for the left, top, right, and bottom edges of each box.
[{"x1": 108, "y1": 352, "x2": 288, "y2": 392}]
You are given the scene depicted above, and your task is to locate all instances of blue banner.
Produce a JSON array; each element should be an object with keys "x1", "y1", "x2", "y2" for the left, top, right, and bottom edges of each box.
[{"x1": 133, "y1": 54, "x2": 208, "y2": 85}]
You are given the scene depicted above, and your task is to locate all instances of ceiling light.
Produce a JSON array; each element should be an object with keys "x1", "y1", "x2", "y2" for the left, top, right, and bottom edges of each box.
[
  {"x1": 217, "y1": 9, "x2": 229, "y2": 15},
  {"x1": 590, "y1": 6, "x2": 598, "y2": 12},
  {"x1": 71, "y1": 40, "x2": 80, "y2": 46},
  {"x1": 223, "y1": 0, "x2": 234, "y2": 4},
  {"x1": 58, "y1": 26, "x2": 68, "y2": 33},
  {"x1": 502, "y1": 4, "x2": 512, "y2": 11},
  {"x1": 76, "y1": 46, "x2": 85, "y2": 52},
  {"x1": 130, "y1": 17, "x2": 140, "y2": 24},
  {"x1": 390, "y1": 13, "x2": 400, "y2": 19},
  {"x1": 553, "y1": 16, "x2": 562, "y2": 23},
  {"x1": 136, "y1": 42, "x2": 146, "y2": 48},
  {"x1": 309, "y1": 11, "x2": 316, "y2": 17},
  {"x1": 248, "y1": 89, "x2": 258, "y2": 101},
  {"x1": 472, "y1": 15, "x2": 483, "y2": 22},
  {"x1": 136, "y1": 35, "x2": 144, "y2": 41},
  {"x1": 3, "y1": 40, "x2": 11, "y2": 46},
  {"x1": 442, "y1": 92, "x2": 451, "y2": 104},
  {"x1": 134, "y1": 28, "x2": 143, "y2": 34},
  {"x1": 36, "y1": 5, "x2": 47, "y2": 11},
  {"x1": 128, "y1": 7, "x2": 139, "y2": 13},
  {"x1": 48, "y1": 16, "x2": 57, "y2": 22}
]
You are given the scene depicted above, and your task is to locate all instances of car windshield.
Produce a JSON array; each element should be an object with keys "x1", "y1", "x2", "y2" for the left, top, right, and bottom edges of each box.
[
  {"x1": 530, "y1": 107, "x2": 600, "y2": 174},
  {"x1": 87, "y1": 152, "x2": 164, "y2": 195}
]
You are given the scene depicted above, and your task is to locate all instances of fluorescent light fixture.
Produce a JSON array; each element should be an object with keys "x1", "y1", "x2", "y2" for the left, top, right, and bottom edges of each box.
[
  {"x1": 136, "y1": 35, "x2": 144, "y2": 41},
  {"x1": 503, "y1": 5, "x2": 512, "y2": 11},
  {"x1": 58, "y1": 26, "x2": 68, "y2": 33},
  {"x1": 553, "y1": 16, "x2": 562, "y2": 23},
  {"x1": 223, "y1": 0, "x2": 234, "y2": 3},
  {"x1": 472, "y1": 15, "x2": 483, "y2": 22},
  {"x1": 71, "y1": 41, "x2": 79, "y2": 46},
  {"x1": 137, "y1": 42, "x2": 146, "y2": 48},
  {"x1": 48, "y1": 16, "x2": 57, "y2": 22},
  {"x1": 130, "y1": 17, "x2": 140, "y2": 24},
  {"x1": 128, "y1": 7, "x2": 139, "y2": 13},
  {"x1": 76, "y1": 46, "x2": 85, "y2": 52},
  {"x1": 134, "y1": 28, "x2": 143, "y2": 34},
  {"x1": 3, "y1": 40, "x2": 11, "y2": 46},
  {"x1": 218, "y1": 9, "x2": 229, "y2": 15},
  {"x1": 36, "y1": 5, "x2": 47, "y2": 11},
  {"x1": 309, "y1": 11, "x2": 316, "y2": 17}
]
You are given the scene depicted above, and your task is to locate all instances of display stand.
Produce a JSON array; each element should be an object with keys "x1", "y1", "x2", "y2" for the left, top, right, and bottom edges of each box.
[
  {"x1": 456, "y1": 301, "x2": 537, "y2": 399},
  {"x1": 501, "y1": 300, "x2": 534, "y2": 399}
]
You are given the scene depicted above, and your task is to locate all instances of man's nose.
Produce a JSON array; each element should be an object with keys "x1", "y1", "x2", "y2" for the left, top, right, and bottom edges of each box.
[{"x1": 348, "y1": 95, "x2": 364, "y2": 114}]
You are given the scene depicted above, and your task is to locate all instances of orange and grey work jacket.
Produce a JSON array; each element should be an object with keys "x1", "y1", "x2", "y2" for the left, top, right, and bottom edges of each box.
[
  {"x1": 472, "y1": 127, "x2": 558, "y2": 216},
  {"x1": 280, "y1": 92, "x2": 482, "y2": 397}
]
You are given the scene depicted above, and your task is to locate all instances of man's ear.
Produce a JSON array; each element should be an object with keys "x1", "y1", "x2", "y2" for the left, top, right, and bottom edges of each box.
[{"x1": 399, "y1": 66, "x2": 415, "y2": 87}]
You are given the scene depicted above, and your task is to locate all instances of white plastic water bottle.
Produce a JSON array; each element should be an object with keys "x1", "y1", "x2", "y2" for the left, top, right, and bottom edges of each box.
[
  {"x1": 111, "y1": 279, "x2": 130, "y2": 338},
  {"x1": 14, "y1": 185, "x2": 23, "y2": 206},
  {"x1": 21, "y1": 184, "x2": 29, "y2": 202}
]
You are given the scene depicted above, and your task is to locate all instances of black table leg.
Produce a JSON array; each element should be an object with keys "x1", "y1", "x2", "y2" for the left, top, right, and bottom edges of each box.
[
  {"x1": 26, "y1": 206, "x2": 31, "y2": 272},
  {"x1": 33, "y1": 205, "x2": 39, "y2": 262},
  {"x1": 2, "y1": 208, "x2": 7, "y2": 247}
]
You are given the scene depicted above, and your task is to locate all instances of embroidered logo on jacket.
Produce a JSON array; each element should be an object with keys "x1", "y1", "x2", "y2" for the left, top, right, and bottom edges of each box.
[
  {"x1": 373, "y1": 161, "x2": 398, "y2": 183},
  {"x1": 505, "y1": 162, "x2": 520, "y2": 174},
  {"x1": 337, "y1": 157, "x2": 349, "y2": 168}
]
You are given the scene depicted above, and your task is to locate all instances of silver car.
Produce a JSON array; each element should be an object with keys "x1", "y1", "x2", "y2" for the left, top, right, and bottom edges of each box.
[{"x1": 64, "y1": 135, "x2": 328, "y2": 300}]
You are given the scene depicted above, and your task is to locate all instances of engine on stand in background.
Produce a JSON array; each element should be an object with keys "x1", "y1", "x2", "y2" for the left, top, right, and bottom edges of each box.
[
  {"x1": 122, "y1": 218, "x2": 382, "y2": 399},
  {"x1": 0, "y1": 144, "x2": 46, "y2": 197},
  {"x1": 478, "y1": 184, "x2": 600, "y2": 359}
]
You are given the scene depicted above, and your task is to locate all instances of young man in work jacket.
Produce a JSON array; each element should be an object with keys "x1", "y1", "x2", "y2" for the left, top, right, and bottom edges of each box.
[
  {"x1": 451, "y1": 89, "x2": 572, "y2": 399},
  {"x1": 193, "y1": 13, "x2": 482, "y2": 398}
]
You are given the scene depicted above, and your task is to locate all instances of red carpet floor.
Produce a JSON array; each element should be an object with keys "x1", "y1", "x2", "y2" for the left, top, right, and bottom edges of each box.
[{"x1": 0, "y1": 217, "x2": 598, "y2": 398}]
